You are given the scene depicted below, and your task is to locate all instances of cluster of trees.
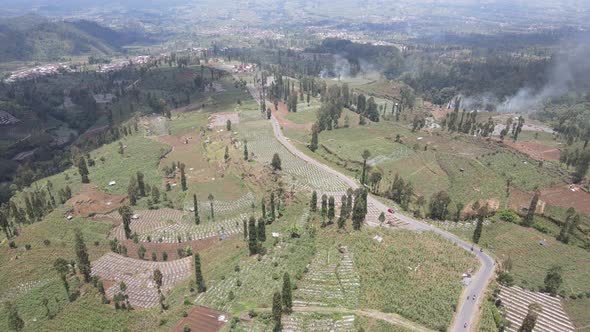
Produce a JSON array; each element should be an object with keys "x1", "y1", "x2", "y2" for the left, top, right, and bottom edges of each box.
[
  {"x1": 310, "y1": 188, "x2": 368, "y2": 230},
  {"x1": 0, "y1": 180, "x2": 72, "y2": 239},
  {"x1": 126, "y1": 171, "x2": 166, "y2": 208},
  {"x1": 559, "y1": 148, "x2": 590, "y2": 183},
  {"x1": 386, "y1": 174, "x2": 415, "y2": 211},
  {"x1": 441, "y1": 103, "x2": 497, "y2": 138}
]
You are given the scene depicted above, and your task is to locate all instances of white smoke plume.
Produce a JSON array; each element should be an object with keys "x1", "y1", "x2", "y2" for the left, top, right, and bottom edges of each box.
[{"x1": 496, "y1": 42, "x2": 590, "y2": 113}]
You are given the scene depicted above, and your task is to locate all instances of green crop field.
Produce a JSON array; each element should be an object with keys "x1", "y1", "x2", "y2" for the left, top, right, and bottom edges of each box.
[
  {"x1": 451, "y1": 221, "x2": 590, "y2": 295},
  {"x1": 315, "y1": 226, "x2": 478, "y2": 331}
]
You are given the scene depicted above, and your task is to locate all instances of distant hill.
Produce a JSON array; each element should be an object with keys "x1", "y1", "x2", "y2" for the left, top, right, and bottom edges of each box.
[{"x1": 0, "y1": 15, "x2": 151, "y2": 62}]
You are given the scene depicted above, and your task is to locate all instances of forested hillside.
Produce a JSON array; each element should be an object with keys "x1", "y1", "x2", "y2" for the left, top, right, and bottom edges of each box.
[{"x1": 0, "y1": 15, "x2": 150, "y2": 61}]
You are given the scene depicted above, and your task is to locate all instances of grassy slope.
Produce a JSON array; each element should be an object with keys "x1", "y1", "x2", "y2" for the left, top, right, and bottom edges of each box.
[{"x1": 451, "y1": 221, "x2": 590, "y2": 295}]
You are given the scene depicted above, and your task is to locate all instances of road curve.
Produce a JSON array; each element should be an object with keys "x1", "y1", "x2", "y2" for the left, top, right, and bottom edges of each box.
[{"x1": 268, "y1": 114, "x2": 496, "y2": 332}]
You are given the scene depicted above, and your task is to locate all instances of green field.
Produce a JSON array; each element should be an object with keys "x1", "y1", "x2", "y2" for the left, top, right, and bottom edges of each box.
[{"x1": 451, "y1": 221, "x2": 590, "y2": 295}]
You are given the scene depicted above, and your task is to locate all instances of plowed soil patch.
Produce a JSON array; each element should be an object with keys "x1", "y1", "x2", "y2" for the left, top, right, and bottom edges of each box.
[
  {"x1": 172, "y1": 306, "x2": 228, "y2": 332},
  {"x1": 120, "y1": 235, "x2": 221, "y2": 260},
  {"x1": 272, "y1": 100, "x2": 312, "y2": 131},
  {"x1": 66, "y1": 185, "x2": 126, "y2": 217},
  {"x1": 540, "y1": 185, "x2": 590, "y2": 215},
  {"x1": 502, "y1": 140, "x2": 560, "y2": 161}
]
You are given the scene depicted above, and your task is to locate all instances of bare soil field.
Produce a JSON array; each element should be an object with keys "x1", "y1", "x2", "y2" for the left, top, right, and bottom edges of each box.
[
  {"x1": 119, "y1": 235, "x2": 221, "y2": 261},
  {"x1": 501, "y1": 140, "x2": 561, "y2": 161},
  {"x1": 273, "y1": 100, "x2": 312, "y2": 131},
  {"x1": 508, "y1": 188, "x2": 546, "y2": 214},
  {"x1": 66, "y1": 185, "x2": 127, "y2": 217},
  {"x1": 540, "y1": 185, "x2": 590, "y2": 215},
  {"x1": 171, "y1": 306, "x2": 228, "y2": 332}
]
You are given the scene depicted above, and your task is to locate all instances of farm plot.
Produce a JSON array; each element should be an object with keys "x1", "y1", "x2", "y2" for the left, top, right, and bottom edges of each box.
[
  {"x1": 282, "y1": 312, "x2": 355, "y2": 332},
  {"x1": 184, "y1": 191, "x2": 257, "y2": 217},
  {"x1": 91, "y1": 252, "x2": 192, "y2": 308},
  {"x1": 332, "y1": 228, "x2": 478, "y2": 331},
  {"x1": 498, "y1": 286, "x2": 575, "y2": 332},
  {"x1": 66, "y1": 185, "x2": 127, "y2": 216},
  {"x1": 242, "y1": 124, "x2": 349, "y2": 192},
  {"x1": 171, "y1": 306, "x2": 228, "y2": 332},
  {"x1": 540, "y1": 185, "x2": 590, "y2": 215},
  {"x1": 208, "y1": 112, "x2": 240, "y2": 128},
  {"x1": 106, "y1": 208, "x2": 246, "y2": 243},
  {"x1": 195, "y1": 235, "x2": 315, "y2": 313},
  {"x1": 293, "y1": 247, "x2": 360, "y2": 309},
  {"x1": 479, "y1": 151, "x2": 562, "y2": 191}
]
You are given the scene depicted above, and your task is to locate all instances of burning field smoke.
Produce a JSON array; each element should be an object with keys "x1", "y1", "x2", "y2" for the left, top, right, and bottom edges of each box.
[{"x1": 497, "y1": 42, "x2": 590, "y2": 113}]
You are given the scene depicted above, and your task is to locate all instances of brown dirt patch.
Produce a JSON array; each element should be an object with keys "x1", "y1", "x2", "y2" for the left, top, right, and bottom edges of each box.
[
  {"x1": 172, "y1": 306, "x2": 228, "y2": 332},
  {"x1": 119, "y1": 235, "x2": 222, "y2": 260},
  {"x1": 208, "y1": 112, "x2": 239, "y2": 129},
  {"x1": 501, "y1": 140, "x2": 560, "y2": 161},
  {"x1": 271, "y1": 99, "x2": 312, "y2": 131},
  {"x1": 508, "y1": 189, "x2": 546, "y2": 215},
  {"x1": 461, "y1": 198, "x2": 501, "y2": 219},
  {"x1": 540, "y1": 185, "x2": 590, "y2": 215},
  {"x1": 66, "y1": 185, "x2": 126, "y2": 217}
]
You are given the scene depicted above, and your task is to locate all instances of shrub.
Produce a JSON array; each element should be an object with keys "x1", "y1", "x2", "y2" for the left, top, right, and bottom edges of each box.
[
  {"x1": 43, "y1": 239, "x2": 51, "y2": 246},
  {"x1": 497, "y1": 209, "x2": 521, "y2": 223},
  {"x1": 25, "y1": 244, "x2": 32, "y2": 250},
  {"x1": 9, "y1": 241, "x2": 17, "y2": 248},
  {"x1": 497, "y1": 272, "x2": 515, "y2": 286}
]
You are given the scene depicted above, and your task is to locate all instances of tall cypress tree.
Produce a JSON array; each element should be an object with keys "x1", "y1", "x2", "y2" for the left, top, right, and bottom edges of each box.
[
  {"x1": 257, "y1": 217, "x2": 266, "y2": 242},
  {"x1": 473, "y1": 215, "x2": 483, "y2": 244},
  {"x1": 180, "y1": 163, "x2": 187, "y2": 191},
  {"x1": 248, "y1": 216, "x2": 258, "y2": 255},
  {"x1": 328, "y1": 196, "x2": 335, "y2": 221},
  {"x1": 242, "y1": 219, "x2": 248, "y2": 241},
  {"x1": 282, "y1": 273, "x2": 292, "y2": 313},
  {"x1": 310, "y1": 191, "x2": 317, "y2": 212},
  {"x1": 194, "y1": 253, "x2": 206, "y2": 293},
  {"x1": 270, "y1": 192, "x2": 276, "y2": 221},
  {"x1": 118, "y1": 205, "x2": 133, "y2": 239},
  {"x1": 524, "y1": 190, "x2": 539, "y2": 227},
  {"x1": 261, "y1": 198, "x2": 266, "y2": 219},
  {"x1": 74, "y1": 229, "x2": 91, "y2": 282},
  {"x1": 136, "y1": 172, "x2": 146, "y2": 197},
  {"x1": 193, "y1": 194, "x2": 200, "y2": 225},
  {"x1": 321, "y1": 194, "x2": 327, "y2": 217},
  {"x1": 272, "y1": 291, "x2": 282, "y2": 332},
  {"x1": 352, "y1": 194, "x2": 366, "y2": 230},
  {"x1": 78, "y1": 157, "x2": 90, "y2": 183}
]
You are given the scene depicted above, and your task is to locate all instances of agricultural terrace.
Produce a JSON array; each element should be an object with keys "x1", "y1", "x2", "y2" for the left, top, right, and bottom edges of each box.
[
  {"x1": 105, "y1": 208, "x2": 248, "y2": 243},
  {"x1": 498, "y1": 286, "x2": 575, "y2": 332},
  {"x1": 450, "y1": 221, "x2": 590, "y2": 296},
  {"x1": 314, "y1": 227, "x2": 478, "y2": 331},
  {"x1": 91, "y1": 253, "x2": 192, "y2": 308},
  {"x1": 239, "y1": 113, "x2": 349, "y2": 192},
  {"x1": 293, "y1": 246, "x2": 360, "y2": 308},
  {"x1": 282, "y1": 312, "x2": 356, "y2": 332}
]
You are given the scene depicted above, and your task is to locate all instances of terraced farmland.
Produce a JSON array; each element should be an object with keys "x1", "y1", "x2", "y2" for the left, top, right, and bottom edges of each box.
[
  {"x1": 282, "y1": 312, "x2": 356, "y2": 332},
  {"x1": 105, "y1": 208, "x2": 246, "y2": 243},
  {"x1": 91, "y1": 252, "x2": 192, "y2": 308},
  {"x1": 499, "y1": 286, "x2": 575, "y2": 332},
  {"x1": 293, "y1": 247, "x2": 360, "y2": 308},
  {"x1": 241, "y1": 121, "x2": 349, "y2": 192}
]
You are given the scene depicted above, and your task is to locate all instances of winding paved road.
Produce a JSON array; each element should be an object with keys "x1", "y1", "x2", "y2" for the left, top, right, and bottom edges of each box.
[
  {"x1": 231, "y1": 73, "x2": 497, "y2": 331},
  {"x1": 268, "y1": 113, "x2": 495, "y2": 332}
]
